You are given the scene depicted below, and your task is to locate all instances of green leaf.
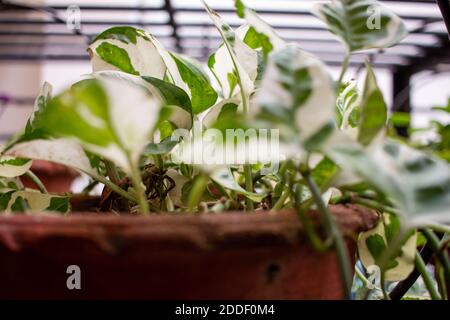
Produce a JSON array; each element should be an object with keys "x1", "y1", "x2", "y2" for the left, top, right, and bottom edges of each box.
[
  {"x1": 141, "y1": 76, "x2": 192, "y2": 114},
  {"x1": 33, "y1": 77, "x2": 160, "y2": 174},
  {"x1": 210, "y1": 168, "x2": 265, "y2": 202},
  {"x1": 46, "y1": 196, "x2": 71, "y2": 213},
  {"x1": 169, "y1": 53, "x2": 217, "y2": 114},
  {"x1": 144, "y1": 138, "x2": 179, "y2": 155},
  {"x1": 95, "y1": 43, "x2": 139, "y2": 75},
  {"x1": 312, "y1": 0, "x2": 408, "y2": 52},
  {"x1": 358, "y1": 64, "x2": 387, "y2": 146},
  {"x1": 235, "y1": 0, "x2": 245, "y2": 18},
  {"x1": 311, "y1": 157, "x2": 339, "y2": 188},
  {"x1": 89, "y1": 26, "x2": 166, "y2": 78},
  {"x1": 0, "y1": 156, "x2": 32, "y2": 178}
]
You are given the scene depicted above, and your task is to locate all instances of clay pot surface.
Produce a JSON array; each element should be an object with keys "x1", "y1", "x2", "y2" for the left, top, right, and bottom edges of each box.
[{"x1": 0, "y1": 204, "x2": 378, "y2": 299}]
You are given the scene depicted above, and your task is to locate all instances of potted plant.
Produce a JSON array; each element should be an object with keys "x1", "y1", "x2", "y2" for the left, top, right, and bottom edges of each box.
[{"x1": 0, "y1": 0, "x2": 448, "y2": 300}]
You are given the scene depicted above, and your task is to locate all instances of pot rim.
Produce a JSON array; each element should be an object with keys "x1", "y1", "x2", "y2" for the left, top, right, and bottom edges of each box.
[{"x1": 0, "y1": 204, "x2": 378, "y2": 253}]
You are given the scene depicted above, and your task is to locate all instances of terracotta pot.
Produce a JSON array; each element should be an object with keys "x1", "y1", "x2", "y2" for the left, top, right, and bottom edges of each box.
[
  {"x1": 22, "y1": 160, "x2": 78, "y2": 193},
  {"x1": 0, "y1": 204, "x2": 377, "y2": 300}
]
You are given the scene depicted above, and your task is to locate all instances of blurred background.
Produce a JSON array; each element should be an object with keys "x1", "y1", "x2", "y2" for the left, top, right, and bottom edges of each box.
[{"x1": 0, "y1": 0, "x2": 449, "y2": 143}]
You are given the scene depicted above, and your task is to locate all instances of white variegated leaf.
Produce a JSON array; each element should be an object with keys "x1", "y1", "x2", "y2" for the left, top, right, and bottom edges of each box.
[
  {"x1": 255, "y1": 44, "x2": 336, "y2": 148},
  {"x1": 88, "y1": 26, "x2": 166, "y2": 78},
  {"x1": 211, "y1": 168, "x2": 265, "y2": 202},
  {"x1": 202, "y1": 0, "x2": 254, "y2": 110},
  {"x1": 311, "y1": 0, "x2": 408, "y2": 52},
  {"x1": 202, "y1": 98, "x2": 240, "y2": 128},
  {"x1": 1, "y1": 189, "x2": 70, "y2": 214},
  {"x1": 328, "y1": 139, "x2": 450, "y2": 225},
  {"x1": 35, "y1": 77, "x2": 160, "y2": 174},
  {"x1": 240, "y1": 5, "x2": 285, "y2": 51},
  {"x1": 6, "y1": 139, "x2": 96, "y2": 176},
  {"x1": 358, "y1": 213, "x2": 417, "y2": 281},
  {"x1": 0, "y1": 156, "x2": 32, "y2": 178},
  {"x1": 209, "y1": 25, "x2": 258, "y2": 99}
]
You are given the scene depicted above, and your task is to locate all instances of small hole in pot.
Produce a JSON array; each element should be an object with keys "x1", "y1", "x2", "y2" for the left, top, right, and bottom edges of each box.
[{"x1": 266, "y1": 263, "x2": 281, "y2": 284}]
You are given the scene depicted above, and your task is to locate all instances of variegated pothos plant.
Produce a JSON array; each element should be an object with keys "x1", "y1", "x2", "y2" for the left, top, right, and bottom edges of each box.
[{"x1": 0, "y1": 0, "x2": 448, "y2": 300}]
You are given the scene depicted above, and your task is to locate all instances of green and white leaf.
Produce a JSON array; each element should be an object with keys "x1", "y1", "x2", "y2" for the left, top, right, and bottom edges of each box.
[
  {"x1": 0, "y1": 189, "x2": 70, "y2": 214},
  {"x1": 3, "y1": 82, "x2": 53, "y2": 150},
  {"x1": 255, "y1": 44, "x2": 336, "y2": 152},
  {"x1": 165, "y1": 53, "x2": 218, "y2": 114},
  {"x1": 88, "y1": 26, "x2": 166, "y2": 78},
  {"x1": 202, "y1": 0, "x2": 254, "y2": 110},
  {"x1": 311, "y1": 0, "x2": 408, "y2": 52},
  {"x1": 5, "y1": 139, "x2": 96, "y2": 175},
  {"x1": 211, "y1": 168, "x2": 265, "y2": 202},
  {"x1": 0, "y1": 156, "x2": 32, "y2": 178},
  {"x1": 93, "y1": 71, "x2": 193, "y2": 129},
  {"x1": 336, "y1": 80, "x2": 360, "y2": 129},
  {"x1": 34, "y1": 77, "x2": 160, "y2": 174},
  {"x1": 358, "y1": 213, "x2": 417, "y2": 281},
  {"x1": 208, "y1": 25, "x2": 259, "y2": 99},
  {"x1": 235, "y1": 0, "x2": 285, "y2": 53},
  {"x1": 328, "y1": 139, "x2": 450, "y2": 225},
  {"x1": 202, "y1": 98, "x2": 240, "y2": 128},
  {"x1": 358, "y1": 64, "x2": 387, "y2": 146}
]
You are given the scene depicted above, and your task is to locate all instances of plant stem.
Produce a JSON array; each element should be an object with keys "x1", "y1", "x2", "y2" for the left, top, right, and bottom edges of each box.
[
  {"x1": 415, "y1": 250, "x2": 442, "y2": 300},
  {"x1": 352, "y1": 196, "x2": 400, "y2": 215},
  {"x1": 153, "y1": 154, "x2": 164, "y2": 169},
  {"x1": 104, "y1": 160, "x2": 121, "y2": 185},
  {"x1": 271, "y1": 188, "x2": 290, "y2": 211},
  {"x1": 380, "y1": 271, "x2": 390, "y2": 300},
  {"x1": 94, "y1": 174, "x2": 136, "y2": 203},
  {"x1": 128, "y1": 162, "x2": 150, "y2": 215},
  {"x1": 421, "y1": 229, "x2": 450, "y2": 289},
  {"x1": 25, "y1": 170, "x2": 48, "y2": 194},
  {"x1": 355, "y1": 266, "x2": 378, "y2": 290},
  {"x1": 338, "y1": 52, "x2": 350, "y2": 84},
  {"x1": 188, "y1": 173, "x2": 209, "y2": 212},
  {"x1": 425, "y1": 223, "x2": 450, "y2": 234},
  {"x1": 244, "y1": 164, "x2": 254, "y2": 211},
  {"x1": 302, "y1": 169, "x2": 353, "y2": 299}
]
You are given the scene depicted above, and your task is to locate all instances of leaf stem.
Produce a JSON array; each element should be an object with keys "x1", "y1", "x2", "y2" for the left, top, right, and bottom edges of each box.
[
  {"x1": 338, "y1": 52, "x2": 350, "y2": 84},
  {"x1": 243, "y1": 164, "x2": 254, "y2": 211},
  {"x1": 352, "y1": 196, "x2": 400, "y2": 215},
  {"x1": 104, "y1": 160, "x2": 121, "y2": 185},
  {"x1": 421, "y1": 229, "x2": 450, "y2": 289},
  {"x1": 94, "y1": 174, "x2": 136, "y2": 203},
  {"x1": 415, "y1": 250, "x2": 442, "y2": 300},
  {"x1": 271, "y1": 188, "x2": 290, "y2": 210},
  {"x1": 128, "y1": 162, "x2": 150, "y2": 215},
  {"x1": 25, "y1": 170, "x2": 48, "y2": 194},
  {"x1": 293, "y1": 185, "x2": 330, "y2": 253},
  {"x1": 188, "y1": 173, "x2": 209, "y2": 212},
  {"x1": 302, "y1": 167, "x2": 353, "y2": 299}
]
